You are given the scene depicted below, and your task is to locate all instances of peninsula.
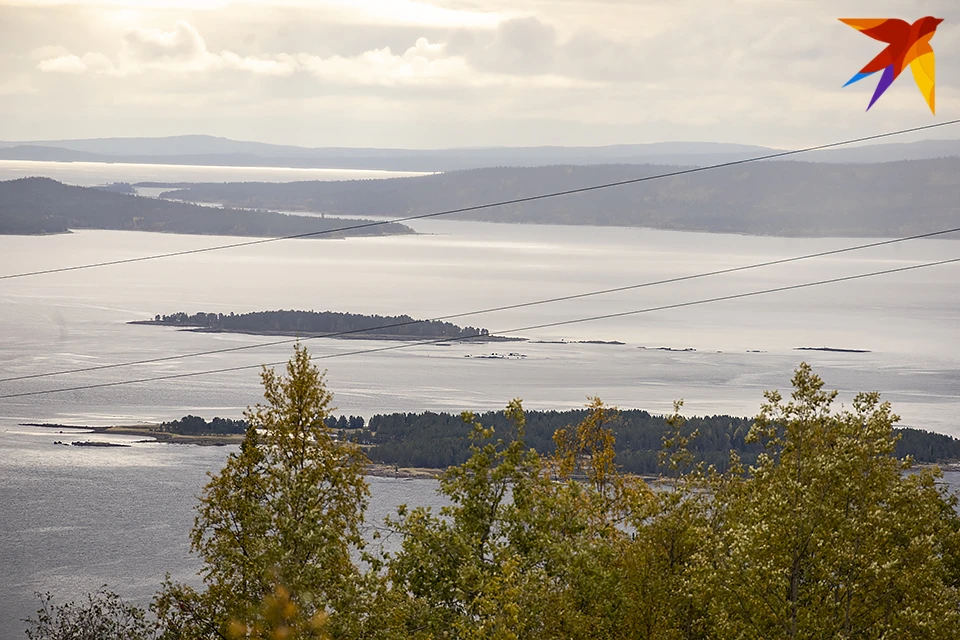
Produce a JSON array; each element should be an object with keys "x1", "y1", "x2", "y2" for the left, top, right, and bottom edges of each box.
[
  {"x1": 0, "y1": 177, "x2": 413, "y2": 237},
  {"x1": 157, "y1": 158, "x2": 960, "y2": 238}
]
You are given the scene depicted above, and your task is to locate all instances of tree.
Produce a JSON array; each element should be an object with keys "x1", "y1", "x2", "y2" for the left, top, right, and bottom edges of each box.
[
  {"x1": 383, "y1": 400, "x2": 543, "y2": 639},
  {"x1": 154, "y1": 344, "x2": 370, "y2": 639},
  {"x1": 382, "y1": 398, "x2": 672, "y2": 639},
  {"x1": 694, "y1": 363, "x2": 960, "y2": 639},
  {"x1": 25, "y1": 588, "x2": 158, "y2": 640}
]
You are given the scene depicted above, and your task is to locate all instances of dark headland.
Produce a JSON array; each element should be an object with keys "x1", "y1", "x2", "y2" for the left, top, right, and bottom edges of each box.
[{"x1": 0, "y1": 177, "x2": 413, "y2": 237}]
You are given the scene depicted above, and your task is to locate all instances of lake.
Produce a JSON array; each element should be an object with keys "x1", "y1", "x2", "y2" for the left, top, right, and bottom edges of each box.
[{"x1": 1, "y1": 162, "x2": 959, "y2": 636}]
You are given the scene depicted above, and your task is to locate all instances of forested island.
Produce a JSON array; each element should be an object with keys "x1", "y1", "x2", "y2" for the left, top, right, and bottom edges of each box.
[
  {"x1": 131, "y1": 309, "x2": 497, "y2": 340},
  {"x1": 153, "y1": 409, "x2": 960, "y2": 475},
  {"x1": 0, "y1": 177, "x2": 412, "y2": 237},
  {"x1": 159, "y1": 158, "x2": 960, "y2": 238}
]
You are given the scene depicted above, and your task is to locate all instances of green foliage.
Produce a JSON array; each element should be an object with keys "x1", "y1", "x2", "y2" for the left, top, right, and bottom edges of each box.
[
  {"x1": 159, "y1": 415, "x2": 247, "y2": 435},
  {"x1": 382, "y1": 400, "x2": 545, "y2": 638},
  {"x1": 693, "y1": 363, "x2": 960, "y2": 639},
  {"x1": 151, "y1": 409, "x2": 960, "y2": 470},
  {"x1": 153, "y1": 343, "x2": 370, "y2": 638},
  {"x1": 362, "y1": 408, "x2": 960, "y2": 472},
  {"x1": 365, "y1": 408, "x2": 758, "y2": 473},
  {"x1": 377, "y1": 365, "x2": 960, "y2": 639},
  {"x1": 25, "y1": 588, "x2": 159, "y2": 640}
]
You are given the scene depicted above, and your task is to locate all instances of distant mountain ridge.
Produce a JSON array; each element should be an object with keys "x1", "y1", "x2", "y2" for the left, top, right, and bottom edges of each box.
[
  {"x1": 2, "y1": 134, "x2": 958, "y2": 172},
  {"x1": 0, "y1": 134, "x2": 776, "y2": 157}
]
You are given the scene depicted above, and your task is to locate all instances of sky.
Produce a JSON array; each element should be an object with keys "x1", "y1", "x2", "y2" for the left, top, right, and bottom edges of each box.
[{"x1": 0, "y1": 0, "x2": 957, "y2": 148}]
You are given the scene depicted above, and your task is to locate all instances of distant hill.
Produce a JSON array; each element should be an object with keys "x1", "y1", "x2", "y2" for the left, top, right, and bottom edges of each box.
[
  {"x1": 2, "y1": 134, "x2": 957, "y2": 172},
  {"x1": 0, "y1": 177, "x2": 412, "y2": 237},
  {"x1": 159, "y1": 159, "x2": 960, "y2": 238}
]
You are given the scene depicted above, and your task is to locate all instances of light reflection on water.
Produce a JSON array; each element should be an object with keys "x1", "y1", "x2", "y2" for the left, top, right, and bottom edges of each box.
[{"x1": 1, "y1": 219, "x2": 958, "y2": 433}]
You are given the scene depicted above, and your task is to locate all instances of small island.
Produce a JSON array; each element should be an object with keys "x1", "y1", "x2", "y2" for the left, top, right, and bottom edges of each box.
[
  {"x1": 131, "y1": 309, "x2": 522, "y2": 342},
  {"x1": 795, "y1": 347, "x2": 871, "y2": 353}
]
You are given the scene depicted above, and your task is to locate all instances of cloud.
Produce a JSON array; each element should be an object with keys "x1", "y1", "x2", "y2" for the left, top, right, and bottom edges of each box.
[
  {"x1": 448, "y1": 16, "x2": 643, "y2": 81},
  {"x1": 0, "y1": 0, "x2": 502, "y2": 28},
  {"x1": 33, "y1": 20, "x2": 592, "y2": 88},
  {"x1": 298, "y1": 37, "x2": 468, "y2": 86},
  {"x1": 10, "y1": 0, "x2": 960, "y2": 148},
  {"x1": 37, "y1": 54, "x2": 87, "y2": 73},
  {"x1": 35, "y1": 21, "x2": 281, "y2": 77},
  {"x1": 29, "y1": 45, "x2": 73, "y2": 61},
  {"x1": 124, "y1": 20, "x2": 207, "y2": 60},
  {"x1": 220, "y1": 51, "x2": 299, "y2": 76},
  {"x1": 297, "y1": 36, "x2": 589, "y2": 87}
]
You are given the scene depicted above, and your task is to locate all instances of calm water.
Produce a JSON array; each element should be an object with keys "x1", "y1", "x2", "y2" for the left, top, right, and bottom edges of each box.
[
  {"x1": 1, "y1": 220, "x2": 958, "y2": 432},
  {"x1": 1, "y1": 162, "x2": 959, "y2": 636}
]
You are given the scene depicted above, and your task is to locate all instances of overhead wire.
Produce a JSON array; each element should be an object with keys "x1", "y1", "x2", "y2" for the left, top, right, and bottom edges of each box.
[
  {"x1": 2, "y1": 255, "x2": 957, "y2": 399},
  {"x1": 1, "y1": 224, "x2": 958, "y2": 385},
  {"x1": 2, "y1": 119, "x2": 959, "y2": 282}
]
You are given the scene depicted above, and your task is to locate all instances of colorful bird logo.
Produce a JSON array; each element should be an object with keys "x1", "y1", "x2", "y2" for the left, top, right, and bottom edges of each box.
[{"x1": 840, "y1": 17, "x2": 942, "y2": 114}]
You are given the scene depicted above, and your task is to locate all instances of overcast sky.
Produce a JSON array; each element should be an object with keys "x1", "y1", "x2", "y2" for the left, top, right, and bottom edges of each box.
[{"x1": 0, "y1": 0, "x2": 957, "y2": 148}]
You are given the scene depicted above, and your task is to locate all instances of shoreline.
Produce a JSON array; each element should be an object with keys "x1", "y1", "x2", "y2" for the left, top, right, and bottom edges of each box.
[
  {"x1": 121, "y1": 323, "x2": 879, "y2": 353},
  {"x1": 23, "y1": 423, "x2": 245, "y2": 446},
  {"x1": 23, "y1": 423, "x2": 441, "y2": 477},
  {"x1": 22, "y1": 423, "x2": 960, "y2": 476}
]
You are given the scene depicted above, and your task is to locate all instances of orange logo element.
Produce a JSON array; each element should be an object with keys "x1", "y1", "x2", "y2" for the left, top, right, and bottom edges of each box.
[{"x1": 840, "y1": 17, "x2": 942, "y2": 114}]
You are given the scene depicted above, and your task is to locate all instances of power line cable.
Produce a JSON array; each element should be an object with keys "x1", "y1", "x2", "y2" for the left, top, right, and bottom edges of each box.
[
  {"x1": 2, "y1": 225, "x2": 958, "y2": 385},
  {"x1": 2, "y1": 255, "x2": 956, "y2": 399},
  {"x1": 2, "y1": 119, "x2": 958, "y2": 282}
]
